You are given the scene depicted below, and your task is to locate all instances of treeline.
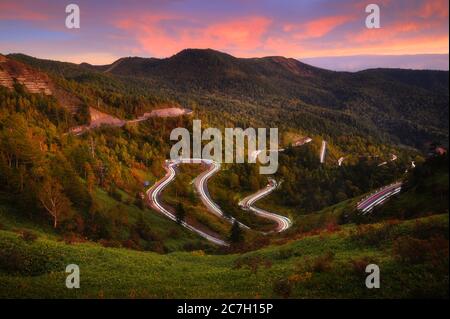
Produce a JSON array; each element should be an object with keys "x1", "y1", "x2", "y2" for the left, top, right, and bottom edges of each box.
[{"x1": 0, "y1": 85, "x2": 74, "y2": 129}]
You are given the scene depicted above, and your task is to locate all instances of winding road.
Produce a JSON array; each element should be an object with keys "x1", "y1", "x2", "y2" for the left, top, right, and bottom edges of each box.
[
  {"x1": 147, "y1": 146, "x2": 403, "y2": 244},
  {"x1": 356, "y1": 181, "x2": 402, "y2": 214},
  {"x1": 146, "y1": 158, "x2": 228, "y2": 246},
  {"x1": 146, "y1": 158, "x2": 291, "y2": 245},
  {"x1": 192, "y1": 159, "x2": 250, "y2": 230},
  {"x1": 238, "y1": 179, "x2": 292, "y2": 233},
  {"x1": 320, "y1": 140, "x2": 327, "y2": 164}
]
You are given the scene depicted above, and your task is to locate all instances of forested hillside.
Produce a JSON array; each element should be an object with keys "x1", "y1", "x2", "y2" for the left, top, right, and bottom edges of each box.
[
  {"x1": 9, "y1": 49, "x2": 449, "y2": 149},
  {"x1": 0, "y1": 49, "x2": 448, "y2": 253}
]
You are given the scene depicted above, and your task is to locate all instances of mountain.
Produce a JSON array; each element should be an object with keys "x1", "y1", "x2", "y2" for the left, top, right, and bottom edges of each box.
[
  {"x1": 92, "y1": 49, "x2": 449, "y2": 147},
  {"x1": 6, "y1": 49, "x2": 449, "y2": 148},
  {"x1": 302, "y1": 54, "x2": 450, "y2": 72},
  {"x1": 1, "y1": 50, "x2": 448, "y2": 299}
]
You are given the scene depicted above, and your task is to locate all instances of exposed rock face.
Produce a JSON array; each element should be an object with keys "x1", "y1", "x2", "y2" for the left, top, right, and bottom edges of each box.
[
  {"x1": 0, "y1": 69, "x2": 15, "y2": 89},
  {"x1": 0, "y1": 54, "x2": 82, "y2": 114},
  {"x1": 89, "y1": 107, "x2": 126, "y2": 128},
  {"x1": 0, "y1": 54, "x2": 52, "y2": 95}
]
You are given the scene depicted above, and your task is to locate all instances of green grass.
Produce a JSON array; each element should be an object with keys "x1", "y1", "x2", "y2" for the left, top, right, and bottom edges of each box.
[
  {"x1": 0, "y1": 214, "x2": 447, "y2": 298},
  {"x1": 94, "y1": 187, "x2": 205, "y2": 251},
  {"x1": 0, "y1": 187, "x2": 211, "y2": 253}
]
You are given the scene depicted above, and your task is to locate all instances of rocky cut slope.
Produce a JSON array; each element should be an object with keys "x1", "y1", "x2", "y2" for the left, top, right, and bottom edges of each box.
[
  {"x1": 0, "y1": 54, "x2": 82, "y2": 114},
  {"x1": 0, "y1": 54, "x2": 52, "y2": 95}
]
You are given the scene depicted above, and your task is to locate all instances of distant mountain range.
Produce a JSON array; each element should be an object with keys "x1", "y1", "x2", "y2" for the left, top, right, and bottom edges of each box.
[
  {"x1": 4, "y1": 49, "x2": 449, "y2": 148},
  {"x1": 302, "y1": 54, "x2": 449, "y2": 72}
]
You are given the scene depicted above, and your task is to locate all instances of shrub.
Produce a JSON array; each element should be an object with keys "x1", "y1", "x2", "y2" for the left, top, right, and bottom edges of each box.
[
  {"x1": 0, "y1": 244, "x2": 62, "y2": 276},
  {"x1": 191, "y1": 250, "x2": 205, "y2": 257},
  {"x1": 351, "y1": 221, "x2": 399, "y2": 247},
  {"x1": 183, "y1": 240, "x2": 210, "y2": 252},
  {"x1": 133, "y1": 215, "x2": 160, "y2": 242},
  {"x1": 272, "y1": 278, "x2": 293, "y2": 299},
  {"x1": 167, "y1": 228, "x2": 181, "y2": 239},
  {"x1": 393, "y1": 235, "x2": 449, "y2": 266},
  {"x1": 63, "y1": 232, "x2": 85, "y2": 245},
  {"x1": 312, "y1": 251, "x2": 335, "y2": 273},
  {"x1": 233, "y1": 256, "x2": 272, "y2": 275},
  {"x1": 109, "y1": 187, "x2": 122, "y2": 202},
  {"x1": 99, "y1": 239, "x2": 121, "y2": 248},
  {"x1": 134, "y1": 198, "x2": 145, "y2": 210},
  {"x1": 276, "y1": 248, "x2": 294, "y2": 260},
  {"x1": 19, "y1": 230, "x2": 38, "y2": 243},
  {"x1": 350, "y1": 257, "x2": 375, "y2": 277},
  {"x1": 288, "y1": 272, "x2": 313, "y2": 283},
  {"x1": 146, "y1": 241, "x2": 167, "y2": 254},
  {"x1": 122, "y1": 239, "x2": 140, "y2": 250},
  {"x1": 326, "y1": 222, "x2": 340, "y2": 233},
  {"x1": 411, "y1": 220, "x2": 449, "y2": 240},
  {"x1": 0, "y1": 249, "x2": 27, "y2": 274}
]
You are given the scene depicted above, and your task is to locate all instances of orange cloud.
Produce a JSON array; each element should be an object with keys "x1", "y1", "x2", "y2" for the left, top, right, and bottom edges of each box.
[
  {"x1": 349, "y1": 15, "x2": 447, "y2": 45},
  {"x1": 264, "y1": 33, "x2": 449, "y2": 58},
  {"x1": 112, "y1": 1, "x2": 448, "y2": 59},
  {"x1": 417, "y1": 0, "x2": 449, "y2": 18},
  {"x1": 285, "y1": 15, "x2": 355, "y2": 39},
  {"x1": 116, "y1": 14, "x2": 271, "y2": 57},
  {"x1": 203, "y1": 17, "x2": 271, "y2": 49}
]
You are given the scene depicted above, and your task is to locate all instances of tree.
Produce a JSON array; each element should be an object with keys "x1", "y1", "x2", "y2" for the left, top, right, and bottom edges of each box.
[
  {"x1": 176, "y1": 202, "x2": 186, "y2": 224},
  {"x1": 229, "y1": 220, "x2": 243, "y2": 244},
  {"x1": 228, "y1": 173, "x2": 240, "y2": 189},
  {"x1": 84, "y1": 162, "x2": 96, "y2": 193},
  {"x1": 38, "y1": 178, "x2": 72, "y2": 228}
]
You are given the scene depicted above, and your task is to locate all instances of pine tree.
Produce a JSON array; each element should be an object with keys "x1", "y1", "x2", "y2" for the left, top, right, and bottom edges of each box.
[
  {"x1": 176, "y1": 202, "x2": 186, "y2": 224},
  {"x1": 229, "y1": 220, "x2": 243, "y2": 244}
]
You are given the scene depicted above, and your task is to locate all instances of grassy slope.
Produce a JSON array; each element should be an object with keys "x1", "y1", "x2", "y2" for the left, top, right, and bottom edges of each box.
[
  {"x1": 0, "y1": 214, "x2": 447, "y2": 298},
  {"x1": 93, "y1": 187, "x2": 208, "y2": 251},
  {"x1": 0, "y1": 187, "x2": 208, "y2": 253}
]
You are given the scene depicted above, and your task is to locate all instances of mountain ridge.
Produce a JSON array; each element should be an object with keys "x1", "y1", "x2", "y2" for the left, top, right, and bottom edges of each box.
[{"x1": 4, "y1": 49, "x2": 449, "y2": 148}]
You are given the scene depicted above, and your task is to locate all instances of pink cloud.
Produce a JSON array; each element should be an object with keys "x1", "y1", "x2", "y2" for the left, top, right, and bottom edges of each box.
[
  {"x1": 417, "y1": 0, "x2": 449, "y2": 18},
  {"x1": 110, "y1": 1, "x2": 449, "y2": 59},
  {"x1": 116, "y1": 13, "x2": 272, "y2": 57},
  {"x1": 285, "y1": 15, "x2": 355, "y2": 40},
  {"x1": 0, "y1": 2, "x2": 48, "y2": 21}
]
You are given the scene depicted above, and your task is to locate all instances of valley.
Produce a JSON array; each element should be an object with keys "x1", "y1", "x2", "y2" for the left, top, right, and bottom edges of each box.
[{"x1": 0, "y1": 49, "x2": 448, "y2": 298}]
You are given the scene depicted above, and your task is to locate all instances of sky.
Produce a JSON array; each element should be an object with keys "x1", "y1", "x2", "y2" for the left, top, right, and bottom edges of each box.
[{"x1": 0, "y1": 0, "x2": 448, "y2": 70}]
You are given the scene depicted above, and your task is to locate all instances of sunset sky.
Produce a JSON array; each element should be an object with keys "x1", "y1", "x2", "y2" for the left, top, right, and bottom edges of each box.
[{"x1": 0, "y1": 0, "x2": 448, "y2": 69}]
